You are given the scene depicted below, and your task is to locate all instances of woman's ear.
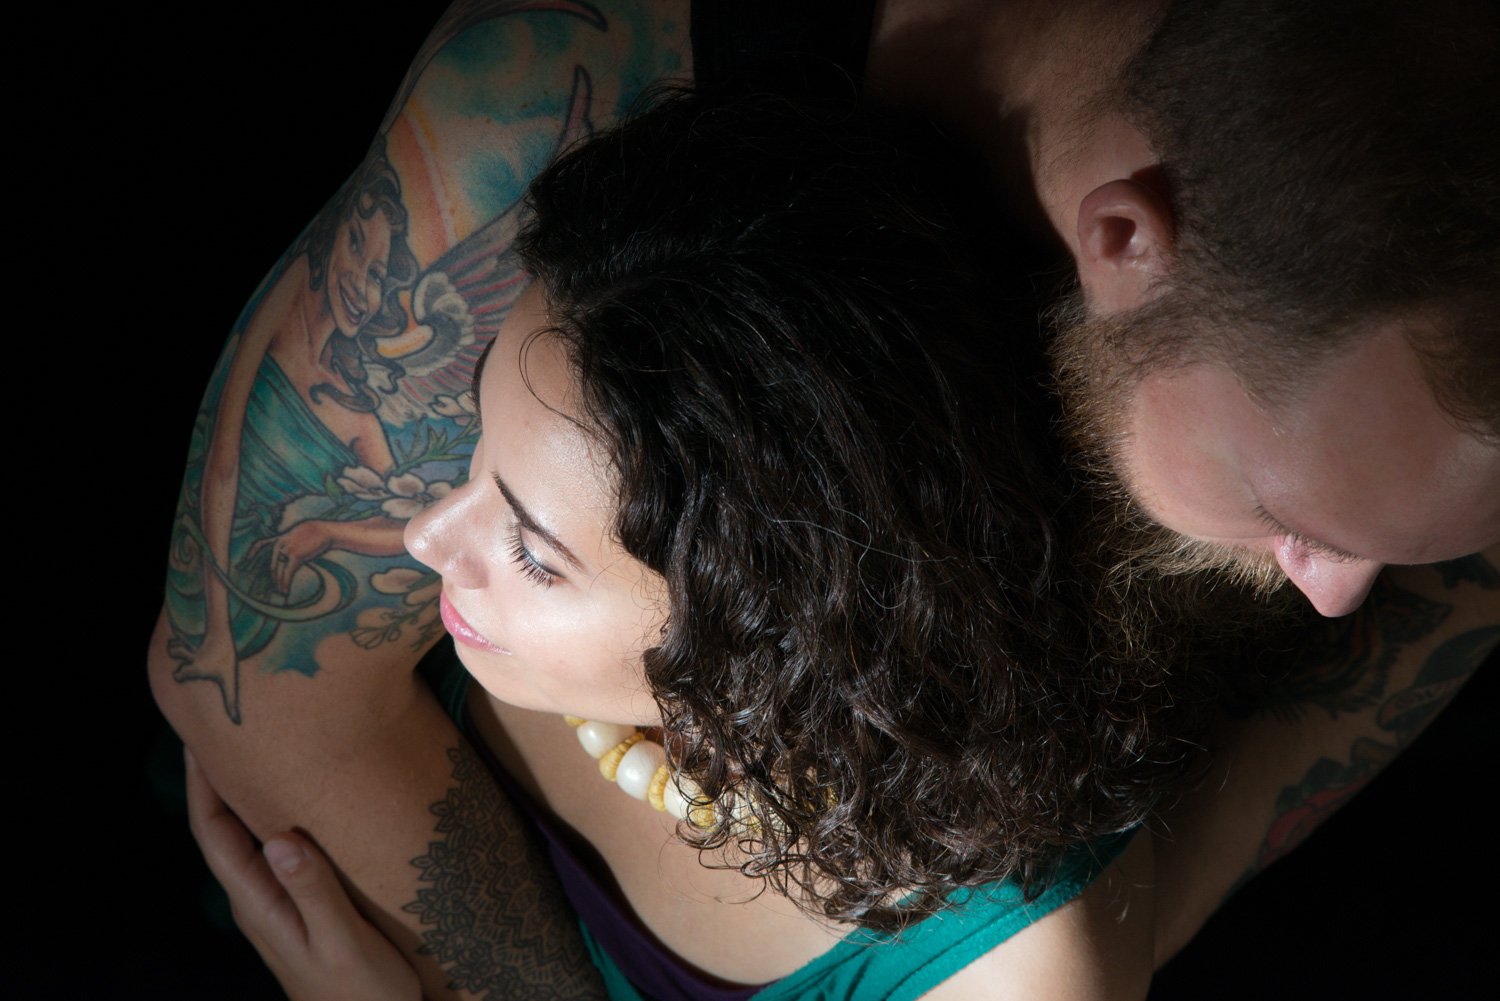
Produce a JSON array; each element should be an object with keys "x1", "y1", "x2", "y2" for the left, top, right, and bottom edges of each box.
[{"x1": 1074, "y1": 177, "x2": 1175, "y2": 314}]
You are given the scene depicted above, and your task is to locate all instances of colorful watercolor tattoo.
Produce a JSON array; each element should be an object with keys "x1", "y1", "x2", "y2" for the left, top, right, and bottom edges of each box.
[{"x1": 161, "y1": 0, "x2": 687, "y2": 723}]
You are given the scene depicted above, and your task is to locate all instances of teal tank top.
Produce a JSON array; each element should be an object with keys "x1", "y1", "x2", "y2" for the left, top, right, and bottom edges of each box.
[{"x1": 419, "y1": 643, "x2": 1134, "y2": 1001}]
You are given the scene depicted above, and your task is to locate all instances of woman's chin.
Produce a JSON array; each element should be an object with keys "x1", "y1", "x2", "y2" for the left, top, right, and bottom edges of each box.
[{"x1": 463, "y1": 664, "x2": 661, "y2": 728}]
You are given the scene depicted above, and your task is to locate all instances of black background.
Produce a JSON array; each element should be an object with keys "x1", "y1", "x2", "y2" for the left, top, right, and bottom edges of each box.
[{"x1": 31, "y1": 3, "x2": 1492, "y2": 997}]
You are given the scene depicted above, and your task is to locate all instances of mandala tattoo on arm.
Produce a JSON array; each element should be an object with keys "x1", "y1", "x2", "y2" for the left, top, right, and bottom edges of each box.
[{"x1": 404, "y1": 742, "x2": 605, "y2": 1000}]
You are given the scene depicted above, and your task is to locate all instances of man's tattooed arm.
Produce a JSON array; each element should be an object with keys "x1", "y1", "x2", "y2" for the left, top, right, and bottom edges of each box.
[
  {"x1": 1149, "y1": 548, "x2": 1500, "y2": 968},
  {"x1": 148, "y1": 2, "x2": 690, "y2": 997}
]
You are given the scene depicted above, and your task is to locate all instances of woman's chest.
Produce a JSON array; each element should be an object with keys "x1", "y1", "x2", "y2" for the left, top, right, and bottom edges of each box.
[{"x1": 472, "y1": 695, "x2": 847, "y2": 985}]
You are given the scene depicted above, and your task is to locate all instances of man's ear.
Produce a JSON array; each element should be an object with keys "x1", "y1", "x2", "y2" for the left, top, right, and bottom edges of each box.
[{"x1": 1075, "y1": 178, "x2": 1175, "y2": 313}]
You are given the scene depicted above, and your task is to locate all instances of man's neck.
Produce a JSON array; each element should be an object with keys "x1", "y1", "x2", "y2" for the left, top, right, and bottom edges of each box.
[{"x1": 866, "y1": 0, "x2": 1163, "y2": 253}]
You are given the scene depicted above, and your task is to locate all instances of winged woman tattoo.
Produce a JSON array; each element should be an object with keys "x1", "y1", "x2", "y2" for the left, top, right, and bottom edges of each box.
[{"x1": 165, "y1": 1, "x2": 602, "y2": 723}]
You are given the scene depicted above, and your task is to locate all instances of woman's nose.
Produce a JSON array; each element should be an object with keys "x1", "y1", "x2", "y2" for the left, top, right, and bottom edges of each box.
[
  {"x1": 403, "y1": 480, "x2": 488, "y2": 589},
  {"x1": 1275, "y1": 544, "x2": 1384, "y2": 617}
]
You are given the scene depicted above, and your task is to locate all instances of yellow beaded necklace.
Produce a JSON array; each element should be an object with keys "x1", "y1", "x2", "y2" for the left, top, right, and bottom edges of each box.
[{"x1": 565, "y1": 716, "x2": 716, "y2": 829}]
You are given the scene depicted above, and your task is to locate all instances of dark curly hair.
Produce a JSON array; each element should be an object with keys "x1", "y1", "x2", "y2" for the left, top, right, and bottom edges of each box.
[{"x1": 516, "y1": 89, "x2": 1226, "y2": 930}]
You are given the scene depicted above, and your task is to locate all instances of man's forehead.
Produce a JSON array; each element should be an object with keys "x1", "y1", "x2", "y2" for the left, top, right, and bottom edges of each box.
[{"x1": 1117, "y1": 324, "x2": 1500, "y2": 564}]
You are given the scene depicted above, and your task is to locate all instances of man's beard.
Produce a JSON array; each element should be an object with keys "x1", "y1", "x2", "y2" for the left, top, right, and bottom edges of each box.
[{"x1": 1047, "y1": 284, "x2": 1292, "y2": 601}]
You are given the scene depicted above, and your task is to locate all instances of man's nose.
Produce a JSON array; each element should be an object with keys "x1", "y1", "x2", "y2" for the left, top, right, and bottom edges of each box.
[
  {"x1": 1275, "y1": 545, "x2": 1384, "y2": 617},
  {"x1": 402, "y1": 480, "x2": 487, "y2": 589}
]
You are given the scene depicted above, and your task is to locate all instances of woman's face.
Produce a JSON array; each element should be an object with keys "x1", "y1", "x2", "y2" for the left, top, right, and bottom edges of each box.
[
  {"x1": 404, "y1": 286, "x2": 668, "y2": 725},
  {"x1": 325, "y1": 202, "x2": 393, "y2": 336}
]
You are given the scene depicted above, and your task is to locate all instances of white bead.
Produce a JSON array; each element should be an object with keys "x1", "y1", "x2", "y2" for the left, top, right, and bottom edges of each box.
[
  {"x1": 661, "y1": 773, "x2": 705, "y2": 822},
  {"x1": 576, "y1": 721, "x2": 638, "y2": 759},
  {"x1": 615, "y1": 740, "x2": 668, "y2": 800}
]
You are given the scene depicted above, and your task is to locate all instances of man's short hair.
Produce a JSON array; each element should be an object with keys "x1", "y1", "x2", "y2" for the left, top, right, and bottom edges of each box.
[{"x1": 1069, "y1": 0, "x2": 1499, "y2": 435}]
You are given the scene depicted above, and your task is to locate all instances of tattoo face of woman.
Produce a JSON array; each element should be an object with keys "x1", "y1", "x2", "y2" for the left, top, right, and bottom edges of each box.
[
  {"x1": 326, "y1": 203, "x2": 394, "y2": 336},
  {"x1": 404, "y1": 286, "x2": 668, "y2": 724}
]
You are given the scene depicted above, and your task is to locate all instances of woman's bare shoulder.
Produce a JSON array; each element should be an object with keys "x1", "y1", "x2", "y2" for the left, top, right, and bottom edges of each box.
[{"x1": 921, "y1": 834, "x2": 1156, "y2": 1001}]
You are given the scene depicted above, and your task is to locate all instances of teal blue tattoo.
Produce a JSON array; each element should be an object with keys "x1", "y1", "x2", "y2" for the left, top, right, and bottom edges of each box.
[{"x1": 162, "y1": 4, "x2": 609, "y2": 723}]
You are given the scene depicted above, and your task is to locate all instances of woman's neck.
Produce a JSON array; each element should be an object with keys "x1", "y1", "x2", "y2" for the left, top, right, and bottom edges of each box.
[{"x1": 472, "y1": 691, "x2": 847, "y2": 982}]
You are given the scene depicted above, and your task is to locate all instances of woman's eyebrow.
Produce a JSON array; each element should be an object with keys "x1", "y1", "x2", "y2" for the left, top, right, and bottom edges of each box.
[
  {"x1": 470, "y1": 340, "x2": 496, "y2": 418},
  {"x1": 493, "y1": 473, "x2": 585, "y2": 572}
]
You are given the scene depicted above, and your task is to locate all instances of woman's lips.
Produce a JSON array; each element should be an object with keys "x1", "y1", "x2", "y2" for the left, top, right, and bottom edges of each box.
[{"x1": 440, "y1": 592, "x2": 510, "y2": 655}]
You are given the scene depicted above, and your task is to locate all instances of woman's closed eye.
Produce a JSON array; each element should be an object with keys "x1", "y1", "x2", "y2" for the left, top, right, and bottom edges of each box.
[{"x1": 508, "y1": 522, "x2": 561, "y2": 587}]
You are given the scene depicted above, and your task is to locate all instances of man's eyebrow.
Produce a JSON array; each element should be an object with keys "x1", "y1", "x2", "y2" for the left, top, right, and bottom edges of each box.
[{"x1": 493, "y1": 473, "x2": 586, "y2": 572}]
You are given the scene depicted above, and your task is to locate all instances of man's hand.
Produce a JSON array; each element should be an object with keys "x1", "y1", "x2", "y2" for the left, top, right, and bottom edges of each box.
[{"x1": 186, "y1": 748, "x2": 422, "y2": 1001}]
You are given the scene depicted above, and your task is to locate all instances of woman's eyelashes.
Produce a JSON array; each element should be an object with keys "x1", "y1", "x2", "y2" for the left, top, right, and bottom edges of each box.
[{"x1": 507, "y1": 521, "x2": 561, "y2": 587}]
